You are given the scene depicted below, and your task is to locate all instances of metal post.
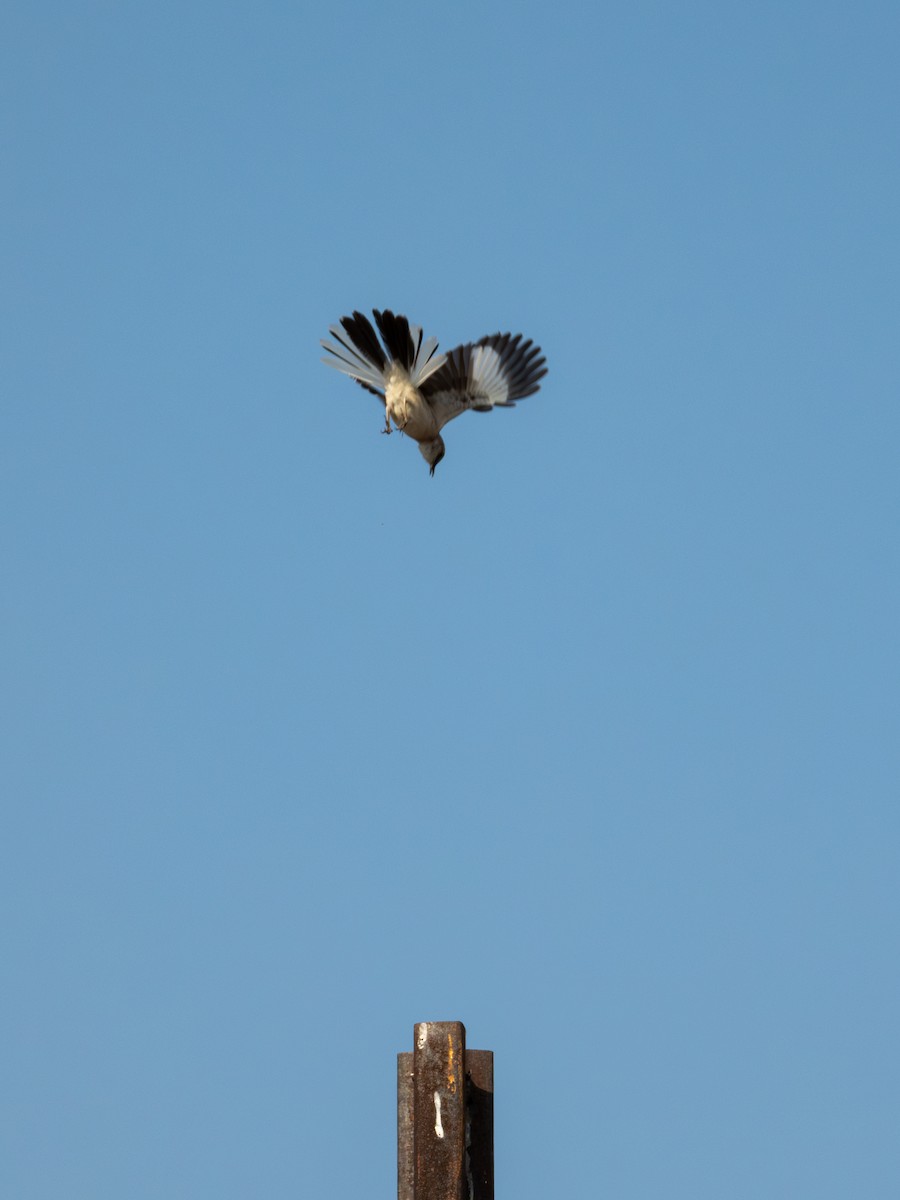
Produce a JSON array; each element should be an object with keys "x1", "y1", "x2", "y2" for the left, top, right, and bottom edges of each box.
[{"x1": 398, "y1": 1021, "x2": 494, "y2": 1200}]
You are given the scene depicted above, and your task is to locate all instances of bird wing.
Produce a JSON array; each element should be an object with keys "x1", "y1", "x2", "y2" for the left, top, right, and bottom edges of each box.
[{"x1": 420, "y1": 333, "x2": 548, "y2": 430}]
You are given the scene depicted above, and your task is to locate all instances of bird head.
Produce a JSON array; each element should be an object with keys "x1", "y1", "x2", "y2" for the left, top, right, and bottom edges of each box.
[{"x1": 418, "y1": 436, "x2": 445, "y2": 476}]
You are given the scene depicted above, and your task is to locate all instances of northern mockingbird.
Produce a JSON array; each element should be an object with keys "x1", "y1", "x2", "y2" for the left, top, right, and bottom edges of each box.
[{"x1": 321, "y1": 309, "x2": 547, "y2": 474}]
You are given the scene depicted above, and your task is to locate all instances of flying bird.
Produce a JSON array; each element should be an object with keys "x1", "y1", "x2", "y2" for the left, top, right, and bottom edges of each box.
[{"x1": 321, "y1": 309, "x2": 547, "y2": 474}]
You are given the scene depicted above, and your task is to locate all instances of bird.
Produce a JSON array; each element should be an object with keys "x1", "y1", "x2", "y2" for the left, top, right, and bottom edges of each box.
[{"x1": 320, "y1": 309, "x2": 547, "y2": 474}]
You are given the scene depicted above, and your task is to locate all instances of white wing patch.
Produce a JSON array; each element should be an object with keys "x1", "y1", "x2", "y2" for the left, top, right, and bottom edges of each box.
[{"x1": 470, "y1": 344, "x2": 510, "y2": 407}]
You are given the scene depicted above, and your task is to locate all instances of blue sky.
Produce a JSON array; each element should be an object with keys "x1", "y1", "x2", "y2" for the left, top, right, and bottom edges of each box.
[{"x1": 2, "y1": 1, "x2": 898, "y2": 1196}]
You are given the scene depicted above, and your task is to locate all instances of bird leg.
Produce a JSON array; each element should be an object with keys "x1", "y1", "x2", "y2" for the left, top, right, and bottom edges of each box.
[{"x1": 383, "y1": 412, "x2": 409, "y2": 435}]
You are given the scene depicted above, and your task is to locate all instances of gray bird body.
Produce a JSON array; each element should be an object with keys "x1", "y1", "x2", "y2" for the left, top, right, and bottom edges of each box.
[{"x1": 321, "y1": 309, "x2": 547, "y2": 474}]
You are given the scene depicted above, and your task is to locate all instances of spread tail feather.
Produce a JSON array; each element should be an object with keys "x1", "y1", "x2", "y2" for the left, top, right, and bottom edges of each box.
[{"x1": 321, "y1": 309, "x2": 446, "y2": 394}]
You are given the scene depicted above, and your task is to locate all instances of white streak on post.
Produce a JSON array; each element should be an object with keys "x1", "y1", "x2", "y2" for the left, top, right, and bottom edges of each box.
[{"x1": 433, "y1": 1091, "x2": 444, "y2": 1139}]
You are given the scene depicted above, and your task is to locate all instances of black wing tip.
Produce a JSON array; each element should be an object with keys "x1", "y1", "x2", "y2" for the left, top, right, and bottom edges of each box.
[
  {"x1": 373, "y1": 308, "x2": 416, "y2": 370},
  {"x1": 480, "y1": 332, "x2": 548, "y2": 401},
  {"x1": 336, "y1": 311, "x2": 387, "y2": 372},
  {"x1": 331, "y1": 306, "x2": 423, "y2": 373}
]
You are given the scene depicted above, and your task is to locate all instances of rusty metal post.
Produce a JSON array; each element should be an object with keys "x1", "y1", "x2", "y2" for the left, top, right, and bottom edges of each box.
[
  {"x1": 398, "y1": 1022, "x2": 494, "y2": 1200},
  {"x1": 398, "y1": 1050, "x2": 414, "y2": 1200}
]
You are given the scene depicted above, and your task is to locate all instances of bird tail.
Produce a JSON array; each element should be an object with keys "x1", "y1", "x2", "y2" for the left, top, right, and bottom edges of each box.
[{"x1": 321, "y1": 310, "x2": 446, "y2": 395}]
